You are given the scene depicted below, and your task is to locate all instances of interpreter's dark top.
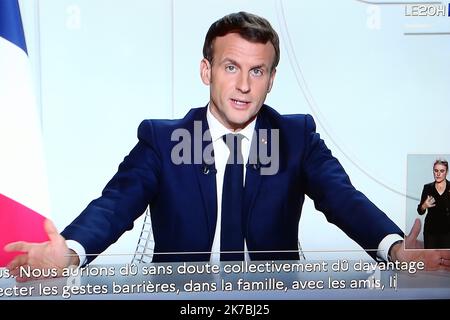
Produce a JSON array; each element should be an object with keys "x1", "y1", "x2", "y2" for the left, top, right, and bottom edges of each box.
[{"x1": 417, "y1": 180, "x2": 450, "y2": 234}]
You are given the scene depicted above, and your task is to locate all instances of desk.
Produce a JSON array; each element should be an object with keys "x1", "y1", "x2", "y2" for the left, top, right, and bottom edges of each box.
[{"x1": 1, "y1": 261, "x2": 449, "y2": 300}]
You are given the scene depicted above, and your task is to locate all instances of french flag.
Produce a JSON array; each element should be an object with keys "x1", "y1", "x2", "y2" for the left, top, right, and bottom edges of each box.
[{"x1": 0, "y1": 0, "x2": 50, "y2": 267}]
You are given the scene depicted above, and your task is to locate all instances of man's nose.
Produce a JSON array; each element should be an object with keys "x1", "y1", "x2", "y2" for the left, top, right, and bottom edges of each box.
[{"x1": 236, "y1": 73, "x2": 250, "y2": 93}]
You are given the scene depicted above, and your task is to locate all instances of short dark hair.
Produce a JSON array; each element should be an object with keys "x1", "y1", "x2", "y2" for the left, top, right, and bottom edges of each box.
[
  {"x1": 434, "y1": 159, "x2": 448, "y2": 171},
  {"x1": 202, "y1": 12, "x2": 280, "y2": 71}
]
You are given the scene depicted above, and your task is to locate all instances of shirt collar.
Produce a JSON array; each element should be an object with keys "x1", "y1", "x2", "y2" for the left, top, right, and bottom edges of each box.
[{"x1": 206, "y1": 104, "x2": 256, "y2": 142}]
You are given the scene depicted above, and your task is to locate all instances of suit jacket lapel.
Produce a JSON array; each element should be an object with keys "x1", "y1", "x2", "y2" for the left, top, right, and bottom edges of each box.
[
  {"x1": 243, "y1": 109, "x2": 273, "y2": 238},
  {"x1": 191, "y1": 108, "x2": 217, "y2": 246}
]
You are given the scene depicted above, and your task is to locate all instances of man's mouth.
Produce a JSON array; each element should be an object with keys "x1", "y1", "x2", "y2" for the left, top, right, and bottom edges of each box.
[{"x1": 230, "y1": 98, "x2": 250, "y2": 108}]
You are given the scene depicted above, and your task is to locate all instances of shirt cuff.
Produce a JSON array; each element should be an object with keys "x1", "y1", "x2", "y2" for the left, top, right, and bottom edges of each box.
[
  {"x1": 66, "y1": 240, "x2": 87, "y2": 267},
  {"x1": 377, "y1": 234, "x2": 404, "y2": 262}
]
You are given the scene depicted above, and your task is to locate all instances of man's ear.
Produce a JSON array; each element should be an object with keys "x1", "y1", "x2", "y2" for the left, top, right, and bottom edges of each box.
[
  {"x1": 267, "y1": 68, "x2": 277, "y2": 93},
  {"x1": 200, "y1": 58, "x2": 212, "y2": 85}
]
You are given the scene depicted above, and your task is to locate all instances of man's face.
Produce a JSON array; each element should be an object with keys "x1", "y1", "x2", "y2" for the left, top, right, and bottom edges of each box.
[{"x1": 200, "y1": 33, "x2": 276, "y2": 131}]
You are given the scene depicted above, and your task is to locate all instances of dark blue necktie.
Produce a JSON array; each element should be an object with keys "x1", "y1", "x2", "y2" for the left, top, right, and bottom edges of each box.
[{"x1": 220, "y1": 133, "x2": 245, "y2": 261}]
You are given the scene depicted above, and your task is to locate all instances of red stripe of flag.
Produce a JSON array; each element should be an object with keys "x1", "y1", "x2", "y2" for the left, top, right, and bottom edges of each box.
[{"x1": 0, "y1": 193, "x2": 49, "y2": 267}]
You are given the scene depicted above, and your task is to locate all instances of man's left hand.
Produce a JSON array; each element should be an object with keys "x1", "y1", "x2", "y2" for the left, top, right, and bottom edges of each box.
[{"x1": 390, "y1": 218, "x2": 450, "y2": 271}]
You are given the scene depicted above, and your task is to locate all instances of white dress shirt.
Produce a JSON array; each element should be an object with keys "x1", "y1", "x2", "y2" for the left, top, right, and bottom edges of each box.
[{"x1": 206, "y1": 106, "x2": 255, "y2": 263}]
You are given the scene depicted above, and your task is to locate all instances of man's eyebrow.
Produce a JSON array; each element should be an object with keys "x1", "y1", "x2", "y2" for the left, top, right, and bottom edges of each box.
[
  {"x1": 220, "y1": 58, "x2": 269, "y2": 70},
  {"x1": 220, "y1": 58, "x2": 240, "y2": 67},
  {"x1": 251, "y1": 64, "x2": 269, "y2": 70}
]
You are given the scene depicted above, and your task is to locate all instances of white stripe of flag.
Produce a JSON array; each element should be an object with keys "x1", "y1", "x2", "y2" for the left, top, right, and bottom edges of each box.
[{"x1": 0, "y1": 0, "x2": 50, "y2": 267}]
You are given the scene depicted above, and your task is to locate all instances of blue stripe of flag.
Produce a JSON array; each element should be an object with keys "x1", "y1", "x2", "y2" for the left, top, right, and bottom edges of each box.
[{"x1": 0, "y1": 0, "x2": 27, "y2": 54}]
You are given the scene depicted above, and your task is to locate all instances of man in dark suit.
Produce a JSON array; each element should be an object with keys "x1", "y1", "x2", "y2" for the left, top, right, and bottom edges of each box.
[{"x1": 5, "y1": 12, "x2": 450, "y2": 277}]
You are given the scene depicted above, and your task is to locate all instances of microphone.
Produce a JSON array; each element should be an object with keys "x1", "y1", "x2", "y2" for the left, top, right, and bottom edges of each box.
[
  {"x1": 202, "y1": 163, "x2": 216, "y2": 175},
  {"x1": 251, "y1": 163, "x2": 261, "y2": 171},
  {"x1": 247, "y1": 157, "x2": 261, "y2": 171}
]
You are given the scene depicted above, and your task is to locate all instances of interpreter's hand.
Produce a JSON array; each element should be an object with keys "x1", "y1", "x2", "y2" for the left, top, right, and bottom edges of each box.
[
  {"x1": 422, "y1": 195, "x2": 436, "y2": 211},
  {"x1": 4, "y1": 219, "x2": 79, "y2": 282},
  {"x1": 390, "y1": 218, "x2": 450, "y2": 271}
]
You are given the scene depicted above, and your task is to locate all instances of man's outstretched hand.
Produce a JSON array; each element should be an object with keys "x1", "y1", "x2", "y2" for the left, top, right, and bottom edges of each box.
[
  {"x1": 4, "y1": 219, "x2": 79, "y2": 282},
  {"x1": 391, "y1": 218, "x2": 450, "y2": 271}
]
